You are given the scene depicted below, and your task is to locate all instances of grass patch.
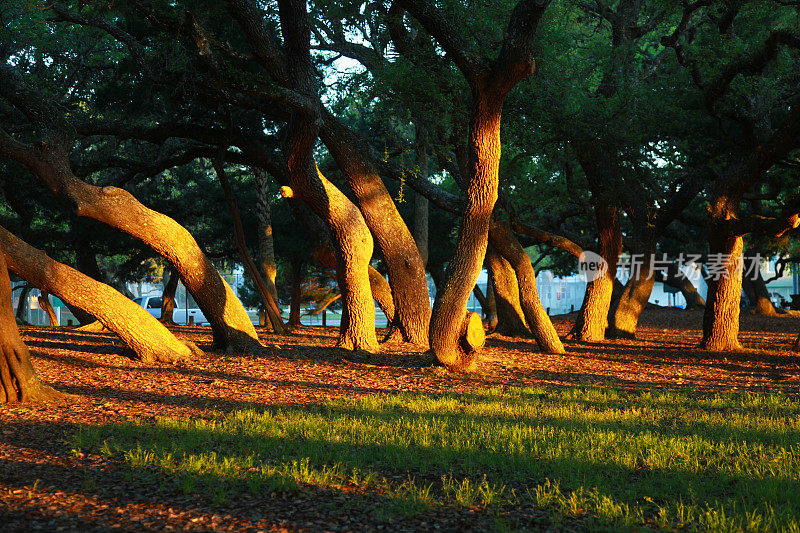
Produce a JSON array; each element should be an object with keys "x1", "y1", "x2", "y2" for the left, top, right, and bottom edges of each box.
[{"x1": 69, "y1": 386, "x2": 800, "y2": 530}]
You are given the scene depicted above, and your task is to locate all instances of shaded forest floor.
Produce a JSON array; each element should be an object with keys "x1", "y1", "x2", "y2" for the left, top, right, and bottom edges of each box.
[{"x1": 2, "y1": 309, "x2": 800, "y2": 531}]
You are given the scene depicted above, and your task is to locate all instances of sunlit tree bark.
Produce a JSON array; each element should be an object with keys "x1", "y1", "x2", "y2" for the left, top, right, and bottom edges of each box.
[
  {"x1": 278, "y1": 0, "x2": 377, "y2": 351},
  {"x1": 0, "y1": 245, "x2": 62, "y2": 403},
  {"x1": 569, "y1": 203, "x2": 621, "y2": 342},
  {"x1": 0, "y1": 64, "x2": 261, "y2": 352},
  {"x1": 394, "y1": 0, "x2": 551, "y2": 370},
  {"x1": 0, "y1": 225, "x2": 200, "y2": 363},
  {"x1": 321, "y1": 111, "x2": 431, "y2": 346},
  {"x1": 38, "y1": 292, "x2": 59, "y2": 327},
  {"x1": 487, "y1": 248, "x2": 528, "y2": 337},
  {"x1": 489, "y1": 220, "x2": 564, "y2": 352}
]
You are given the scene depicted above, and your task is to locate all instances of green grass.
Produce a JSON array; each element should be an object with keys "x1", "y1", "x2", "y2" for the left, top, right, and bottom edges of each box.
[{"x1": 69, "y1": 386, "x2": 800, "y2": 531}]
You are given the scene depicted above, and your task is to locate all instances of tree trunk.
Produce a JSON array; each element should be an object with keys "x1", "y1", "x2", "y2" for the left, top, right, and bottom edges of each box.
[
  {"x1": 429, "y1": 262, "x2": 445, "y2": 293},
  {"x1": 38, "y1": 292, "x2": 59, "y2": 327},
  {"x1": 570, "y1": 204, "x2": 621, "y2": 341},
  {"x1": 255, "y1": 169, "x2": 279, "y2": 302},
  {"x1": 367, "y1": 268, "x2": 394, "y2": 325},
  {"x1": 18, "y1": 146, "x2": 260, "y2": 352},
  {"x1": 368, "y1": 266, "x2": 402, "y2": 341},
  {"x1": 484, "y1": 273, "x2": 498, "y2": 331},
  {"x1": 741, "y1": 255, "x2": 778, "y2": 316},
  {"x1": 289, "y1": 259, "x2": 303, "y2": 327},
  {"x1": 610, "y1": 270, "x2": 654, "y2": 339},
  {"x1": 320, "y1": 110, "x2": 431, "y2": 346},
  {"x1": 280, "y1": 0, "x2": 377, "y2": 352},
  {"x1": 0, "y1": 225, "x2": 200, "y2": 363},
  {"x1": 414, "y1": 137, "x2": 430, "y2": 268},
  {"x1": 160, "y1": 266, "x2": 179, "y2": 325},
  {"x1": 609, "y1": 239, "x2": 657, "y2": 339},
  {"x1": 700, "y1": 230, "x2": 744, "y2": 351},
  {"x1": 489, "y1": 220, "x2": 564, "y2": 353},
  {"x1": 488, "y1": 248, "x2": 529, "y2": 337},
  {"x1": 0, "y1": 247, "x2": 61, "y2": 403},
  {"x1": 282, "y1": 166, "x2": 377, "y2": 352},
  {"x1": 293, "y1": 199, "x2": 394, "y2": 335},
  {"x1": 472, "y1": 284, "x2": 488, "y2": 318},
  {"x1": 15, "y1": 284, "x2": 30, "y2": 324},
  {"x1": 656, "y1": 265, "x2": 706, "y2": 309},
  {"x1": 215, "y1": 160, "x2": 285, "y2": 334},
  {"x1": 430, "y1": 94, "x2": 504, "y2": 370}
]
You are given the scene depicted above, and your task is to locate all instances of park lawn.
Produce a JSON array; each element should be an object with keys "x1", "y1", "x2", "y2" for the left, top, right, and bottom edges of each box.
[{"x1": 69, "y1": 386, "x2": 800, "y2": 532}]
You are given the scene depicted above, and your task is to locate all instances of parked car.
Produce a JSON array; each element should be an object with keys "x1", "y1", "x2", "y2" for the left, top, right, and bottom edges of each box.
[
  {"x1": 132, "y1": 296, "x2": 210, "y2": 325},
  {"x1": 770, "y1": 292, "x2": 788, "y2": 309}
]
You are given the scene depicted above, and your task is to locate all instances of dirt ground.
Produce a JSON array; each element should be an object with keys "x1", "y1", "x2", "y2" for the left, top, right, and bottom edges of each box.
[{"x1": 2, "y1": 309, "x2": 799, "y2": 531}]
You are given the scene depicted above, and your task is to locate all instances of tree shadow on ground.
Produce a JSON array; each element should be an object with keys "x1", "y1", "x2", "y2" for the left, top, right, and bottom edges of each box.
[
  {"x1": 5, "y1": 390, "x2": 799, "y2": 531},
  {"x1": 0, "y1": 418, "x2": 549, "y2": 532}
]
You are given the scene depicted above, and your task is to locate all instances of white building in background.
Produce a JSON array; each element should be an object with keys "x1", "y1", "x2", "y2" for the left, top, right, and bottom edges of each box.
[{"x1": 11, "y1": 256, "x2": 799, "y2": 327}]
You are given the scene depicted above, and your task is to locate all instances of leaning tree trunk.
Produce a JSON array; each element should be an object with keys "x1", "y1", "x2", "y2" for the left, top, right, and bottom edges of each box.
[
  {"x1": 39, "y1": 291, "x2": 59, "y2": 327},
  {"x1": 281, "y1": 161, "x2": 377, "y2": 351},
  {"x1": 488, "y1": 248, "x2": 529, "y2": 336},
  {"x1": 489, "y1": 220, "x2": 564, "y2": 353},
  {"x1": 255, "y1": 169, "x2": 280, "y2": 302},
  {"x1": 656, "y1": 264, "x2": 706, "y2": 309},
  {"x1": 15, "y1": 284, "x2": 30, "y2": 324},
  {"x1": 0, "y1": 225, "x2": 200, "y2": 363},
  {"x1": 700, "y1": 230, "x2": 744, "y2": 351},
  {"x1": 570, "y1": 204, "x2": 621, "y2": 342},
  {"x1": 320, "y1": 110, "x2": 431, "y2": 346},
  {"x1": 429, "y1": 262, "x2": 445, "y2": 293},
  {"x1": 17, "y1": 146, "x2": 260, "y2": 352},
  {"x1": 430, "y1": 94, "x2": 508, "y2": 370},
  {"x1": 741, "y1": 255, "x2": 778, "y2": 316},
  {"x1": 293, "y1": 199, "x2": 395, "y2": 334},
  {"x1": 484, "y1": 273, "x2": 498, "y2": 332},
  {"x1": 279, "y1": 0, "x2": 377, "y2": 352},
  {"x1": 368, "y1": 266, "x2": 402, "y2": 341},
  {"x1": 289, "y1": 259, "x2": 304, "y2": 327},
  {"x1": 160, "y1": 266, "x2": 179, "y2": 325},
  {"x1": 609, "y1": 239, "x2": 657, "y2": 339},
  {"x1": 472, "y1": 284, "x2": 489, "y2": 319},
  {"x1": 215, "y1": 160, "x2": 285, "y2": 334},
  {"x1": 0, "y1": 246, "x2": 61, "y2": 403}
]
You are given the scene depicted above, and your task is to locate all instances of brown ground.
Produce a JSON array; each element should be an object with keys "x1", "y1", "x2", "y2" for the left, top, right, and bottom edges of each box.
[{"x1": 1, "y1": 309, "x2": 799, "y2": 531}]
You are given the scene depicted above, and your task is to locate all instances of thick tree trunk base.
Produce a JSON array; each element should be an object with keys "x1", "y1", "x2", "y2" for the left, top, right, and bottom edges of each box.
[
  {"x1": 700, "y1": 235, "x2": 743, "y2": 352},
  {"x1": 0, "y1": 343, "x2": 64, "y2": 404},
  {"x1": 381, "y1": 325, "x2": 403, "y2": 343},
  {"x1": 569, "y1": 275, "x2": 614, "y2": 342},
  {"x1": 488, "y1": 249, "x2": 529, "y2": 337},
  {"x1": 0, "y1": 250, "x2": 63, "y2": 404},
  {"x1": 433, "y1": 312, "x2": 484, "y2": 373},
  {"x1": 608, "y1": 270, "x2": 655, "y2": 340},
  {"x1": 217, "y1": 331, "x2": 265, "y2": 355}
]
